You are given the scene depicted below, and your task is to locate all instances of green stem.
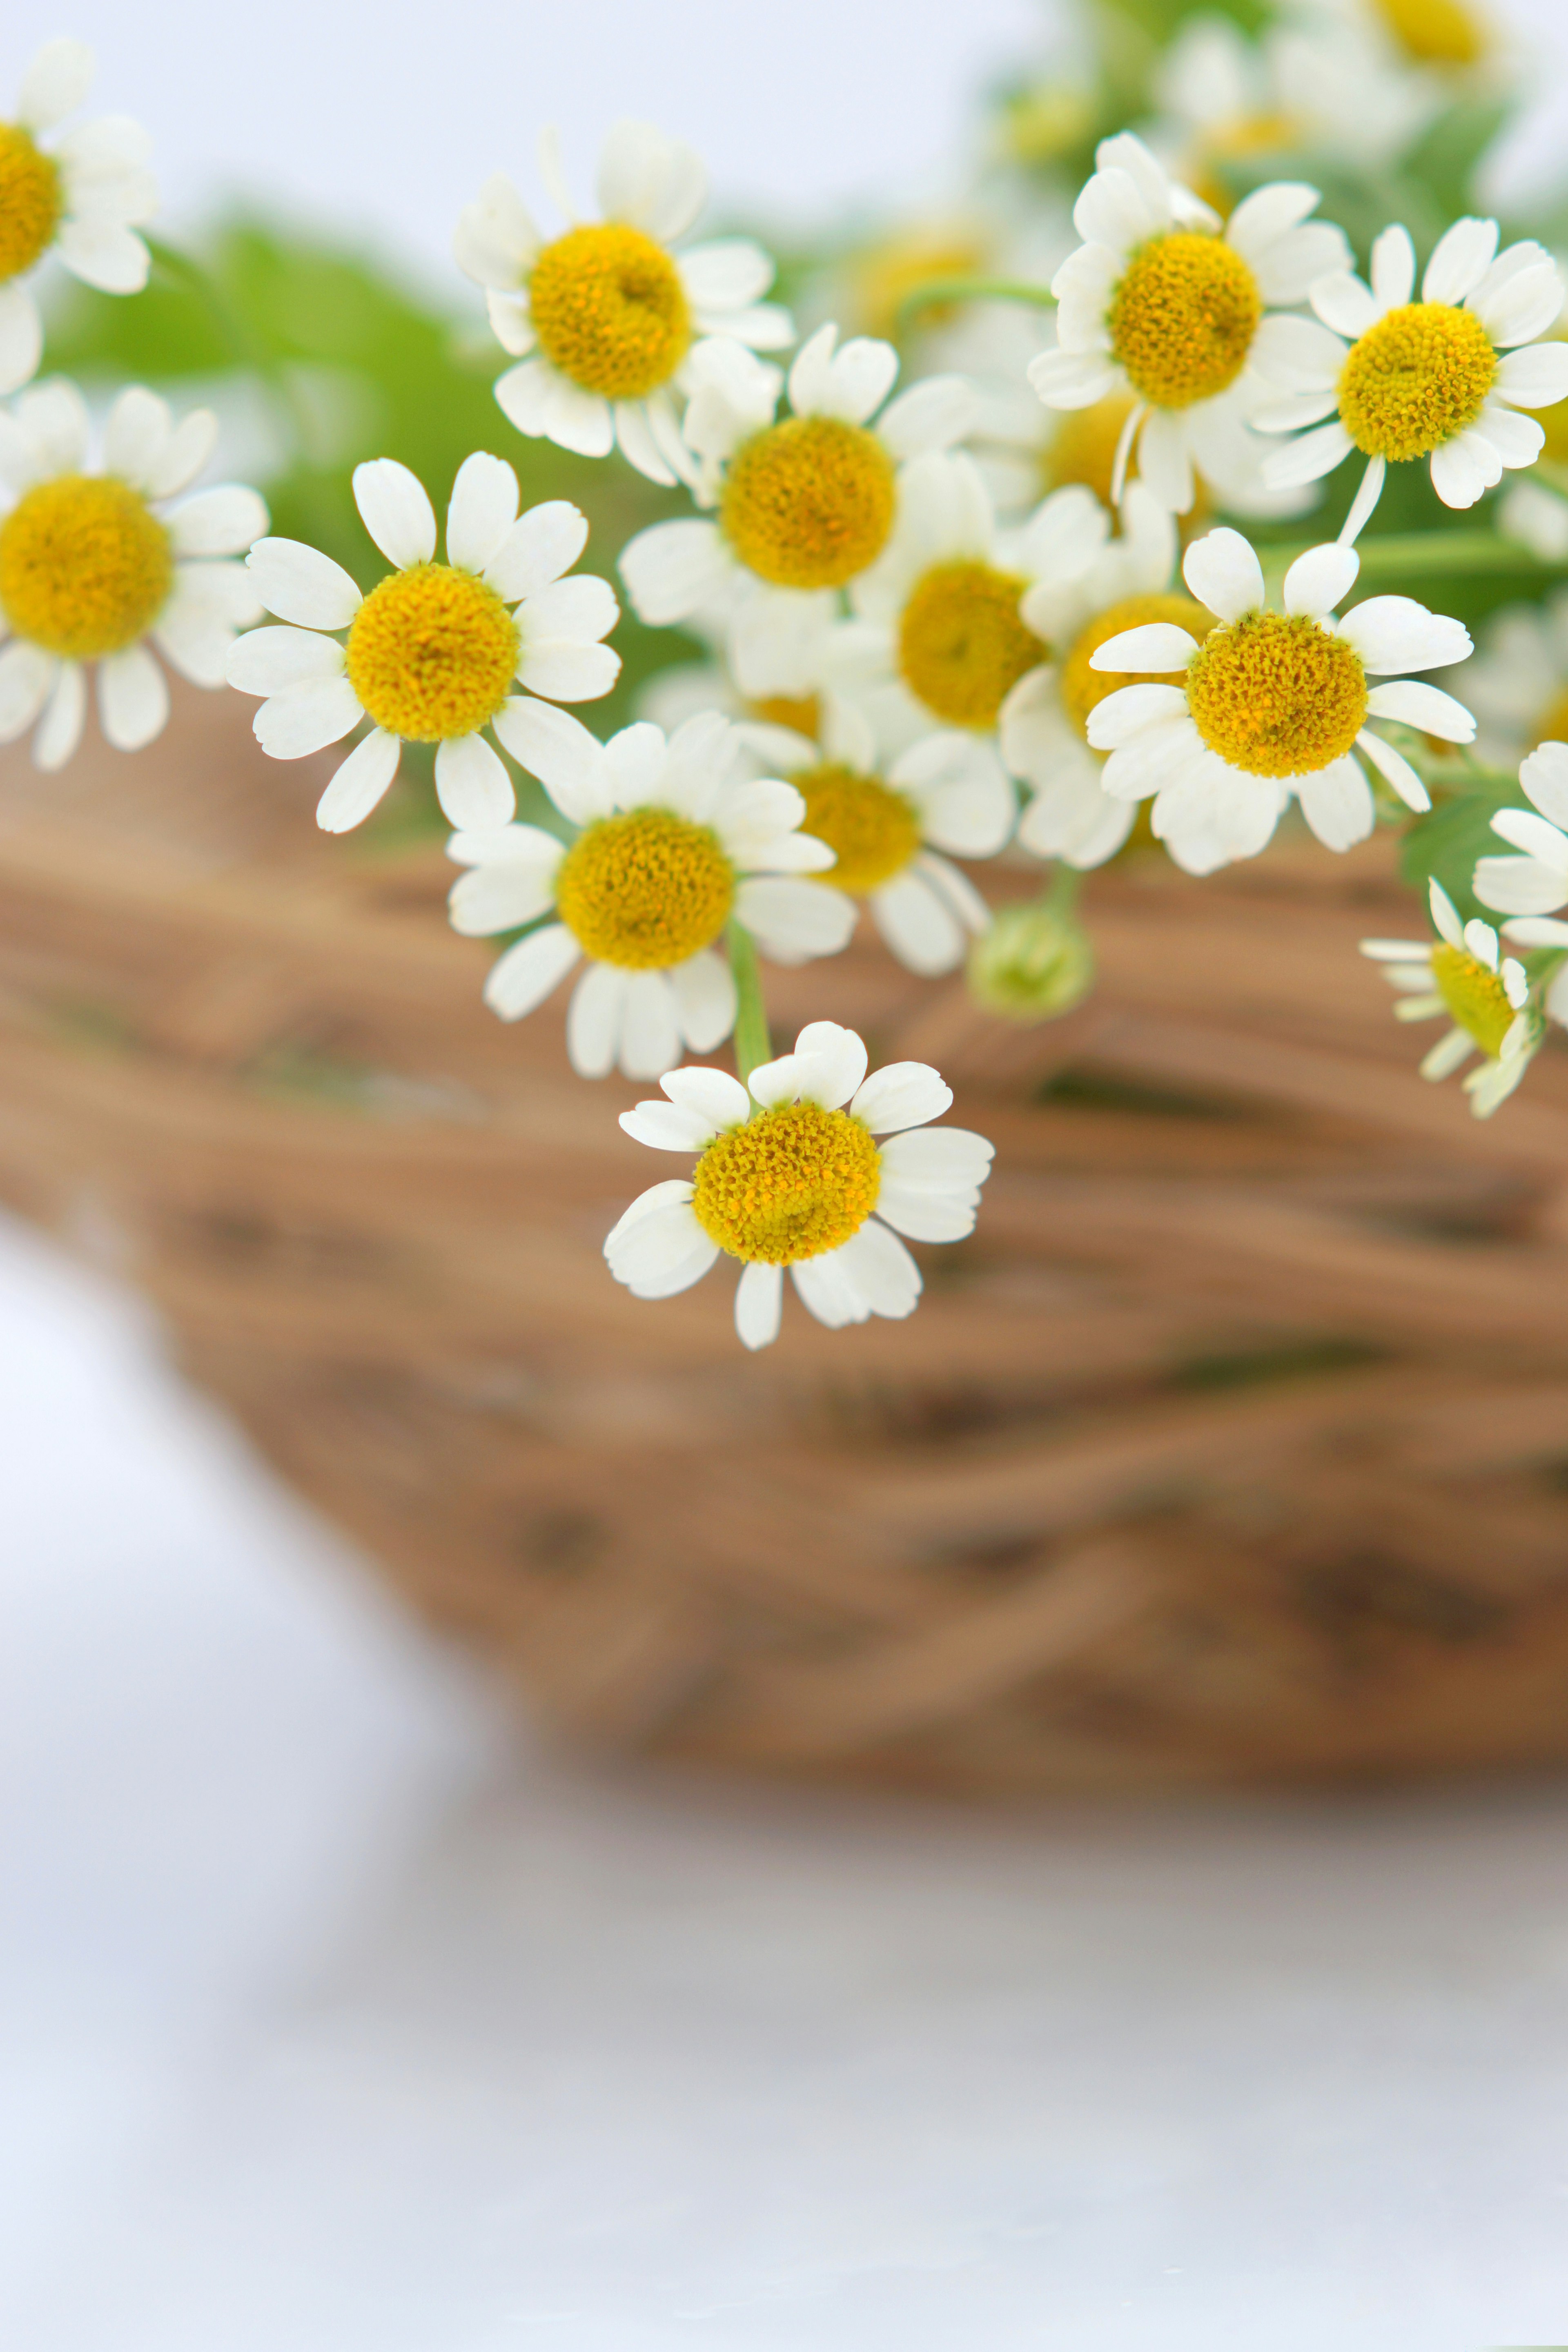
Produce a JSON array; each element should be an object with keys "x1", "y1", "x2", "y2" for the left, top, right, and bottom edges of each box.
[
  {"x1": 727, "y1": 919, "x2": 771, "y2": 1092},
  {"x1": 145, "y1": 232, "x2": 318, "y2": 466},
  {"x1": 897, "y1": 276, "x2": 1057, "y2": 331},
  {"x1": 1045, "y1": 861, "x2": 1081, "y2": 917},
  {"x1": 1265, "y1": 528, "x2": 1563, "y2": 585}
]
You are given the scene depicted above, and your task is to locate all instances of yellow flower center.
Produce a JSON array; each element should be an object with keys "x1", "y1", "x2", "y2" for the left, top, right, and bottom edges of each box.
[
  {"x1": 527, "y1": 223, "x2": 690, "y2": 401},
  {"x1": 0, "y1": 122, "x2": 61, "y2": 283},
  {"x1": 344, "y1": 564, "x2": 519, "y2": 742},
  {"x1": 851, "y1": 229, "x2": 986, "y2": 342},
  {"x1": 0, "y1": 475, "x2": 173, "y2": 660},
  {"x1": 555, "y1": 808, "x2": 733, "y2": 969},
  {"x1": 1190, "y1": 113, "x2": 1303, "y2": 221},
  {"x1": 898, "y1": 560, "x2": 1046, "y2": 728},
  {"x1": 1041, "y1": 394, "x2": 1139, "y2": 505},
  {"x1": 1108, "y1": 231, "x2": 1262, "y2": 410},
  {"x1": 751, "y1": 691, "x2": 821, "y2": 739},
  {"x1": 691, "y1": 1100, "x2": 881, "y2": 1264},
  {"x1": 1537, "y1": 684, "x2": 1568, "y2": 749},
  {"x1": 1187, "y1": 609, "x2": 1368, "y2": 777},
  {"x1": 1373, "y1": 0, "x2": 1484, "y2": 65},
  {"x1": 1058, "y1": 592, "x2": 1212, "y2": 739},
  {"x1": 721, "y1": 416, "x2": 897, "y2": 590},
  {"x1": 1337, "y1": 303, "x2": 1497, "y2": 463},
  {"x1": 793, "y1": 762, "x2": 922, "y2": 893},
  {"x1": 1430, "y1": 943, "x2": 1515, "y2": 1055},
  {"x1": 1536, "y1": 377, "x2": 1568, "y2": 465}
]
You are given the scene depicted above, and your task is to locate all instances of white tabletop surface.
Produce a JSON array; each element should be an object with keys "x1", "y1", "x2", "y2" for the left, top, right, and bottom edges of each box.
[{"x1": 3, "y1": 1210, "x2": 1568, "y2": 2351}]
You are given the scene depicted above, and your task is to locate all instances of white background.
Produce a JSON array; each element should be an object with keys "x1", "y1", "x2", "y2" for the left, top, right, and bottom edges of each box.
[{"x1": 8, "y1": 0, "x2": 1568, "y2": 2343}]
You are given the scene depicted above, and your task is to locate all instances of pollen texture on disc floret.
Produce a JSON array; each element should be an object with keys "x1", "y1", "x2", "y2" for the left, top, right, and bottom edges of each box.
[
  {"x1": 721, "y1": 416, "x2": 897, "y2": 590},
  {"x1": 1108, "y1": 231, "x2": 1262, "y2": 410},
  {"x1": 1186, "y1": 610, "x2": 1368, "y2": 778},
  {"x1": 344, "y1": 564, "x2": 519, "y2": 742},
  {"x1": 1431, "y1": 944, "x2": 1517, "y2": 1055},
  {"x1": 1336, "y1": 303, "x2": 1498, "y2": 463},
  {"x1": 692, "y1": 1102, "x2": 882, "y2": 1263},
  {"x1": 555, "y1": 809, "x2": 735, "y2": 968},
  {"x1": 794, "y1": 764, "x2": 922, "y2": 893},
  {"x1": 0, "y1": 123, "x2": 61, "y2": 282},
  {"x1": 898, "y1": 561, "x2": 1045, "y2": 728},
  {"x1": 1060, "y1": 592, "x2": 1212, "y2": 738},
  {"x1": 0, "y1": 476, "x2": 173, "y2": 659},
  {"x1": 527, "y1": 224, "x2": 692, "y2": 401}
]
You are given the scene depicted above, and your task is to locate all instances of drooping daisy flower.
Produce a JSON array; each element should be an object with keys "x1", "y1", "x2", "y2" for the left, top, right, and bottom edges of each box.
[
  {"x1": 1257, "y1": 220, "x2": 1568, "y2": 535},
  {"x1": 452, "y1": 121, "x2": 791, "y2": 488},
  {"x1": 1456, "y1": 590, "x2": 1568, "y2": 766},
  {"x1": 0, "y1": 39, "x2": 157, "y2": 396},
  {"x1": 0, "y1": 379, "x2": 266, "y2": 771},
  {"x1": 227, "y1": 455, "x2": 619, "y2": 834},
  {"x1": 445, "y1": 711, "x2": 854, "y2": 1080},
  {"x1": 1079, "y1": 526, "x2": 1473, "y2": 875},
  {"x1": 617, "y1": 325, "x2": 977, "y2": 673},
  {"x1": 1473, "y1": 739, "x2": 1568, "y2": 926},
  {"x1": 744, "y1": 691, "x2": 1013, "y2": 976},
  {"x1": 1028, "y1": 132, "x2": 1350, "y2": 515},
  {"x1": 605, "y1": 1021, "x2": 993, "y2": 1349},
  {"x1": 1360, "y1": 878, "x2": 1538, "y2": 1117},
  {"x1": 995, "y1": 482, "x2": 1202, "y2": 870}
]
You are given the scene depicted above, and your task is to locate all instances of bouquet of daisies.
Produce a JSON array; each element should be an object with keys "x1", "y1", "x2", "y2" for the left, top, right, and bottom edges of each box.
[{"x1": 3, "y1": 0, "x2": 1566, "y2": 1353}]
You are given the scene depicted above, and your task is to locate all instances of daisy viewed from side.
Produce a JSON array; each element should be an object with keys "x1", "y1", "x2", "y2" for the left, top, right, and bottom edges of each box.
[
  {"x1": 605, "y1": 1021, "x2": 993, "y2": 1349},
  {"x1": 0, "y1": 38, "x2": 157, "y2": 396},
  {"x1": 0, "y1": 379, "x2": 266, "y2": 770},
  {"x1": 1080, "y1": 526, "x2": 1474, "y2": 874},
  {"x1": 445, "y1": 711, "x2": 855, "y2": 1080},
  {"x1": 227, "y1": 454, "x2": 618, "y2": 834},
  {"x1": 1360, "y1": 878, "x2": 1538, "y2": 1116},
  {"x1": 744, "y1": 690, "x2": 1014, "y2": 976},
  {"x1": 618, "y1": 325, "x2": 977, "y2": 673},
  {"x1": 1028, "y1": 132, "x2": 1350, "y2": 514},
  {"x1": 1257, "y1": 219, "x2": 1568, "y2": 535},
  {"x1": 453, "y1": 121, "x2": 791, "y2": 488}
]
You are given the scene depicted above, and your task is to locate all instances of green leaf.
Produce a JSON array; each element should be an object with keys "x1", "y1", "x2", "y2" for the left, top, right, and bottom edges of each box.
[{"x1": 1399, "y1": 782, "x2": 1522, "y2": 924}]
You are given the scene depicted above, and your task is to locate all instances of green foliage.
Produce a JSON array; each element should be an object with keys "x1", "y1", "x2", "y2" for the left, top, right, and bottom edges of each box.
[{"x1": 1398, "y1": 778, "x2": 1522, "y2": 924}]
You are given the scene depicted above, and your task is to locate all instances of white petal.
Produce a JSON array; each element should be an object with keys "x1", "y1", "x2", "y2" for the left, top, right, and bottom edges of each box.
[
  {"x1": 850, "y1": 1062, "x2": 953, "y2": 1134},
  {"x1": 520, "y1": 572, "x2": 619, "y2": 647},
  {"x1": 782, "y1": 1020, "x2": 865, "y2": 1109},
  {"x1": 315, "y1": 729, "x2": 401, "y2": 831},
  {"x1": 254, "y1": 677, "x2": 363, "y2": 759},
  {"x1": 452, "y1": 172, "x2": 541, "y2": 290},
  {"x1": 1089, "y1": 624, "x2": 1198, "y2": 672},
  {"x1": 1027, "y1": 349, "x2": 1120, "y2": 411},
  {"x1": 0, "y1": 641, "x2": 55, "y2": 740},
  {"x1": 1423, "y1": 216, "x2": 1499, "y2": 306},
  {"x1": 494, "y1": 356, "x2": 557, "y2": 437},
  {"x1": 657, "y1": 1069, "x2": 748, "y2": 1145},
  {"x1": 1430, "y1": 436, "x2": 1492, "y2": 510},
  {"x1": 1183, "y1": 527, "x2": 1264, "y2": 621},
  {"x1": 1489, "y1": 807, "x2": 1568, "y2": 866},
  {"x1": 1355, "y1": 727, "x2": 1429, "y2": 813},
  {"x1": 431, "y1": 731, "x2": 514, "y2": 829},
  {"x1": 1339, "y1": 457, "x2": 1387, "y2": 548},
  {"x1": 1494, "y1": 344, "x2": 1568, "y2": 408},
  {"x1": 17, "y1": 38, "x2": 94, "y2": 131},
  {"x1": 1080, "y1": 683, "x2": 1188, "y2": 748},
  {"x1": 564, "y1": 962, "x2": 626, "y2": 1076},
  {"x1": 1363, "y1": 681, "x2": 1475, "y2": 742},
  {"x1": 0, "y1": 285, "x2": 42, "y2": 399},
  {"x1": 517, "y1": 639, "x2": 619, "y2": 702},
  {"x1": 611, "y1": 398, "x2": 675, "y2": 487},
  {"x1": 734, "y1": 1262, "x2": 783, "y2": 1351},
  {"x1": 832, "y1": 1220, "x2": 923, "y2": 1319},
  {"x1": 879, "y1": 1126, "x2": 993, "y2": 1189},
  {"x1": 1296, "y1": 753, "x2": 1374, "y2": 851},
  {"x1": 620, "y1": 970, "x2": 684, "y2": 1078},
  {"x1": 1521, "y1": 741, "x2": 1568, "y2": 829},
  {"x1": 1469, "y1": 404, "x2": 1543, "y2": 469},
  {"x1": 1262, "y1": 419, "x2": 1353, "y2": 489},
  {"x1": 1503, "y1": 918, "x2": 1568, "y2": 949},
  {"x1": 446, "y1": 452, "x2": 519, "y2": 574},
  {"x1": 490, "y1": 698, "x2": 611, "y2": 821},
  {"x1": 597, "y1": 119, "x2": 706, "y2": 243},
  {"x1": 96, "y1": 643, "x2": 168, "y2": 751},
  {"x1": 746, "y1": 1050, "x2": 810, "y2": 1109},
  {"x1": 103, "y1": 385, "x2": 172, "y2": 489},
  {"x1": 16, "y1": 379, "x2": 90, "y2": 473},
  {"x1": 1250, "y1": 222, "x2": 1351, "y2": 308},
  {"x1": 247, "y1": 538, "x2": 362, "y2": 629},
  {"x1": 735, "y1": 876, "x2": 857, "y2": 963},
  {"x1": 619, "y1": 1099, "x2": 715, "y2": 1151},
  {"x1": 1134, "y1": 409, "x2": 1193, "y2": 515},
  {"x1": 874, "y1": 1182, "x2": 977, "y2": 1244},
  {"x1": 1370, "y1": 225, "x2": 1416, "y2": 310},
  {"x1": 446, "y1": 840, "x2": 561, "y2": 935},
  {"x1": 540, "y1": 374, "x2": 617, "y2": 459},
  {"x1": 54, "y1": 218, "x2": 148, "y2": 295},
  {"x1": 353, "y1": 459, "x2": 437, "y2": 568},
  {"x1": 1249, "y1": 311, "x2": 1348, "y2": 392},
  {"x1": 1337, "y1": 597, "x2": 1471, "y2": 674},
  {"x1": 167, "y1": 486, "x2": 269, "y2": 559},
  {"x1": 678, "y1": 238, "x2": 773, "y2": 311},
  {"x1": 485, "y1": 500, "x2": 589, "y2": 602},
  {"x1": 871, "y1": 870, "x2": 966, "y2": 975},
  {"x1": 604, "y1": 1179, "x2": 696, "y2": 1251},
  {"x1": 33, "y1": 662, "x2": 85, "y2": 771},
  {"x1": 1311, "y1": 273, "x2": 1380, "y2": 339},
  {"x1": 619, "y1": 518, "x2": 729, "y2": 626},
  {"x1": 226, "y1": 624, "x2": 345, "y2": 696},
  {"x1": 877, "y1": 376, "x2": 979, "y2": 461},
  {"x1": 486, "y1": 924, "x2": 581, "y2": 1022},
  {"x1": 1429, "y1": 878, "x2": 1465, "y2": 947},
  {"x1": 790, "y1": 1253, "x2": 864, "y2": 1330},
  {"x1": 670, "y1": 948, "x2": 737, "y2": 1053},
  {"x1": 1283, "y1": 542, "x2": 1359, "y2": 618},
  {"x1": 1473, "y1": 856, "x2": 1568, "y2": 918}
]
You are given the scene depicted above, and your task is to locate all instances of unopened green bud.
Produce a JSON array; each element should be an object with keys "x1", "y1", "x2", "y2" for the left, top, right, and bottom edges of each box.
[{"x1": 967, "y1": 896, "x2": 1095, "y2": 1021}]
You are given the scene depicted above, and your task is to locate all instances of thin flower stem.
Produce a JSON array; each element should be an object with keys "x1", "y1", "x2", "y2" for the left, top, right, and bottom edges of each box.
[
  {"x1": 727, "y1": 919, "x2": 771, "y2": 1093},
  {"x1": 1266, "y1": 529, "x2": 1561, "y2": 586},
  {"x1": 897, "y1": 276, "x2": 1057, "y2": 331},
  {"x1": 145, "y1": 233, "x2": 318, "y2": 466},
  {"x1": 1045, "y1": 860, "x2": 1081, "y2": 915}
]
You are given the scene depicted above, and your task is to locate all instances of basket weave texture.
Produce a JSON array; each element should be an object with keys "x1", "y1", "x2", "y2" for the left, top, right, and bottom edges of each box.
[{"x1": 5, "y1": 689, "x2": 1568, "y2": 1793}]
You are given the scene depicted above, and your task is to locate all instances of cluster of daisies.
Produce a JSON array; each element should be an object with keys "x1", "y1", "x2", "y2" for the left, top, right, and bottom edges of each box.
[{"x1": 5, "y1": 18, "x2": 1568, "y2": 1350}]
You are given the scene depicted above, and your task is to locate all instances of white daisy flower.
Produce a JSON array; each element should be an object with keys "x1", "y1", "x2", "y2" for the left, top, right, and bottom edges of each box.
[
  {"x1": 742, "y1": 690, "x2": 1012, "y2": 978},
  {"x1": 617, "y1": 324, "x2": 978, "y2": 668},
  {"x1": 1360, "y1": 878, "x2": 1538, "y2": 1117},
  {"x1": 0, "y1": 38, "x2": 157, "y2": 396},
  {"x1": 605, "y1": 1020, "x2": 993, "y2": 1350},
  {"x1": 994, "y1": 482, "x2": 1201, "y2": 870},
  {"x1": 1455, "y1": 590, "x2": 1568, "y2": 766},
  {"x1": 227, "y1": 454, "x2": 619, "y2": 835},
  {"x1": 0, "y1": 379, "x2": 266, "y2": 771},
  {"x1": 1079, "y1": 525, "x2": 1474, "y2": 875},
  {"x1": 452, "y1": 120, "x2": 791, "y2": 490},
  {"x1": 1474, "y1": 739, "x2": 1568, "y2": 928},
  {"x1": 1256, "y1": 218, "x2": 1568, "y2": 536},
  {"x1": 1027, "y1": 131, "x2": 1350, "y2": 516},
  {"x1": 445, "y1": 710, "x2": 855, "y2": 1080}
]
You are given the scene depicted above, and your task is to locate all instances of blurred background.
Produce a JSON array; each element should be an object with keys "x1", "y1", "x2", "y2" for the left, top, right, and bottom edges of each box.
[{"x1": 7, "y1": 0, "x2": 1568, "y2": 2344}]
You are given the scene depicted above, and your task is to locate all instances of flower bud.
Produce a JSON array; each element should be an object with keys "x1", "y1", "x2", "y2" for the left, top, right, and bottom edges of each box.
[{"x1": 967, "y1": 895, "x2": 1095, "y2": 1021}]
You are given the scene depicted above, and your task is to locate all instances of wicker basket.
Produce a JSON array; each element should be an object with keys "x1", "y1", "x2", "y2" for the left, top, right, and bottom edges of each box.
[{"x1": 5, "y1": 686, "x2": 1568, "y2": 1793}]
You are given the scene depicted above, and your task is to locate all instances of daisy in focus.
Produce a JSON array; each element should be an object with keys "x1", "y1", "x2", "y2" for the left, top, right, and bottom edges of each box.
[
  {"x1": 605, "y1": 1020, "x2": 993, "y2": 1349},
  {"x1": 1360, "y1": 878, "x2": 1538, "y2": 1117},
  {"x1": 1257, "y1": 219, "x2": 1568, "y2": 535},
  {"x1": 618, "y1": 324, "x2": 977, "y2": 679},
  {"x1": 0, "y1": 379, "x2": 266, "y2": 771},
  {"x1": 1458, "y1": 590, "x2": 1568, "y2": 765},
  {"x1": 1028, "y1": 131, "x2": 1350, "y2": 515},
  {"x1": 227, "y1": 454, "x2": 618, "y2": 834},
  {"x1": 1079, "y1": 526, "x2": 1474, "y2": 874},
  {"x1": 445, "y1": 711, "x2": 855, "y2": 1080},
  {"x1": 0, "y1": 38, "x2": 157, "y2": 396},
  {"x1": 744, "y1": 690, "x2": 1013, "y2": 976},
  {"x1": 453, "y1": 121, "x2": 791, "y2": 488}
]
